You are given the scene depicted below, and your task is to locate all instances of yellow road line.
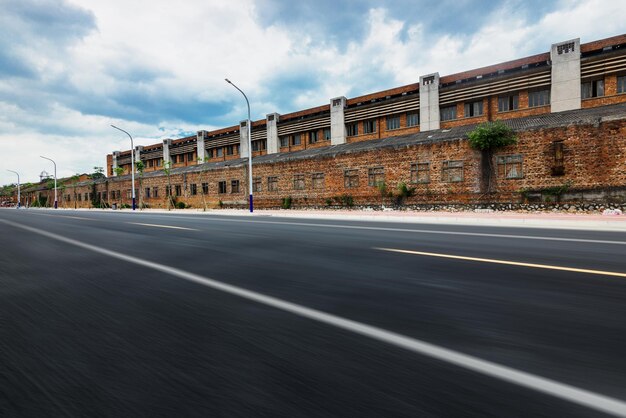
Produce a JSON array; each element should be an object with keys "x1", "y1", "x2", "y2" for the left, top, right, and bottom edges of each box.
[
  {"x1": 128, "y1": 222, "x2": 197, "y2": 231},
  {"x1": 376, "y1": 247, "x2": 626, "y2": 278}
]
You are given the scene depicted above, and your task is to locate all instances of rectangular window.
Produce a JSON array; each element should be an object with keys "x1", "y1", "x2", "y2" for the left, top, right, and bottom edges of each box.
[
  {"x1": 464, "y1": 101, "x2": 483, "y2": 118},
  {"x1": 410, "y1": 162, "x2": 430, "y2": 183},
  {"x1": 187, "y1": 151, "x2": 196, "y2": 162},
  {"x1": 84, "y1": 193, "x2": 89, "y2": 201},
  {"x1": 528, "y1": 89, "x2": 550, "y2": 107},
  {"x1": 166, "y1": 185, "x2": 171, "y2": 196},
  {"x1": 156, "y1": 159, "x2": 162, "y2": 167},
  {"x1": 147, "y1": 159, "x2": 154, "y2": 168},
  {"x1": 231, "y1": 180, "x2": 240, "y2": 193},
  {"x1": 498, "y1": 94, "x2": 519, "y2": 112},
  {"x1": 440, "y1": 105, "x2": 457, "y2": 121},
  {"x1": 368, "y1": 166, "x2": 385, "y2": 186},
  {"x1": 406, "y1": 112, "x2": 419, "y2": 127},
  {"x1": 323, "y1": 128, "x2": 331, "y2": 141},
  {"x1": 77, "y1": 193, "x2": 81, "y2": 201},
  {"x1": 190, "y1": 184, "x2": 197, "y2": 195},
  {"x1": 346, "y1": 122, "x2": 359, "y2": 136},
  {"x1": 216, "y1": 147, "x2": 223, "y2": 157},
  {"x1": 344, "y1": 169, "x2": 359, "y2": 188},
  {"x1": 496, "y1": 155, "x2": 523, "y2": 179},
  {"x1": 102, "y1": 192, "x2": 107, "y2": 200},
  {"x1": 309, "y1": 130, "x2": 319, "y2": 144},
  {"x1": 145, "y1": 187, "x2": 151, "y2": 198},
  {"x1": 226, "y1": 145, "x2": 234, "y2": 155},
  {"x1": 206, "y1": 149, "x2": 213, "y2": 159},
  {"x1": 581, "y1": 79, "x2": 605, "y2": 99},
  {"x1": 251, "y1": 140, "x2": 260, "y2": 151},
  {"x1": 280, "y1": 136, "x2": 289, "y2": 148},
  {"x1": 218, "y1": 181, "x2": 227, "y2": 194},
  {"x1": 252, "y1": 177, "x2": 262, "y2": 193},
  {"x1": 268, "y1": 176, "x2": 278, "y2": 192},
  {"x1": 292, "y1": 134, "x2": 302, "y2": 146},
  {"x1": 386, "y1": 115, "x2": 400, "y2": 130},
  {"x1": 363, "y1": 119, "x2": 376, "y2": 134},
  {"x1": 552, "y1": 141, "x2": 565, "y2": 176},
  {"x1": 175, "y1": 185, "x2": 182, "y2": 196},
  {"x1": 202, "y1": 183, "x2": 208, "y2": 194},
  {"x1": 293, "y1": 174, "x2": 305, "y2": 190},
  {"x1": 312, "y1": 173, "x2": 325, "y2": 189},
  {"x1": 618, "y1": 75, "x2": 626, "y2": 94},
  {"x1": 442, "y1": 160, "x2": 464, "y2": 182},
  {"x1": 153, "y1": 187, "x2": 159, "y2": 198}
]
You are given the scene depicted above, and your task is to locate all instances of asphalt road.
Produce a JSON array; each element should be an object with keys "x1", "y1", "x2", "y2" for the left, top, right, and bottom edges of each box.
[{"x1": 1, "y1": 209, "x2": 626, "y2": 417}]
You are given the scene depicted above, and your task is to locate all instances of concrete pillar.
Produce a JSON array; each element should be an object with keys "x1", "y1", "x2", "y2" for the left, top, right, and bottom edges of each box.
[
  {"x1": 419, "y1": 73, "x2": 440, "y2": 131},
  {"x1": 550, "y1": 38, "x2": 581, "y2": 113},
  {"x1": 239, "y1": 121, "x2": 250, "y2": 158},
  {"x1": 162, "y1": 139, "x2": 172, "y2": 167},
  {"x1": 330, "y1": 96, "x2": 346, "y2": 145},
  {"x1": 266, "y1": 113, "x2": 280, "y2": 154},
  {"x1": 196, "y1": 131, "x2": 207, "y2": 163},
  {"x1": 112, "y1": 151, "x2": 120, "y2": 176},
  {"x1": 134, "y1": 146, "x2": 143, "y2": 163}
]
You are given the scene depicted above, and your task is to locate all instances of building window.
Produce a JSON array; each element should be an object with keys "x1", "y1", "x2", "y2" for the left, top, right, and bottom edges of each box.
[
  {"x1": 344, "y1": 169, "x2": 359, "y2": 188},
  {"x1": 323, "y1": 128, "x2": 331, "y2": 141},
  {"x1": 309, "y1": 130, "x2": 319, "y2": 144},
  {"x1": 102, "y1": 192, "x2": 107, "y2": 200},
  {"x1": 498, "y1": 94, "x2": 519, "y2": 112},
  {"x1": 268, "y1": 176, "x2": 278, "y2": 192},
  {"x1": 218, "y1": 181, "x2": 227, "y2": 194},
  {"x1": 166, "y1": 185, "x2": 171, "y2": 196},
  {"x1": 552, "y1": 141, "x2": 565, "y2": 176},
  {"x1": 187, "y1": 151, "x2": 196, "y2": 162},
  {"x1": 252, "y1": 177, "x2": 262, "y2": 192},
  {"x1": 464, "y1": 100, "x2": 483, "y2": 118},
  {"x1": 410, "y1": 162, "x2": 430, "y2": 183},
  {"x1": 280, "y1": 136, "x2": 289, "y2": 148},
  {"x1": 252, "y1": 140, "x2": 266, "y2": 151},
  {"x1": 312, "y1": 173, "x2": 325, "y2": 189},
  {"x1": 226, "y1": 145, "x2": 235, "y2": 155},
  {"x1": 156, "y1": 159, "x2": 162, "y2": 167},
  {"x1": 231, "y1": 180, "x2": 240, "y2": 193},
  {"x1": 528, "y1": 89, "x2": 550, "y2": 107},
  {"x1": 205, "y1": 149, "x2": 212, "y2": 159},
  {"x1": 346, "y1": 122, "x2": 359, "y2": 136},
  {"x1": 363, "y1": 119, "x2": 376, "y2": 134},
  {"x1": 496, "y1": 155, "x2": 523, "y2": 179},
  {"x1": 442, "y1": 160, "x2": 464, "y2": 182},
  {"x1": 216, "y1": 147, "x2": 224, "y2": 157},
  {"x1": 406, "y1": 112, "x2": 419, "y2": 127},
  {"x1": 292, "y1": 134, "x2": 302, "y2": 146},
  {"x1": 145, "y1": 187, "x2": 151, "y2": 198},
  {"x1": 293, "y1": 174, "x2": 305, "y2": 190},
  {"x1": 618, "y1": 75, "x2": 626, "y2": 94},
  {"x1": 153, "y1": 187, "x2": 159, "y2": 198},
  {"x1": 440, "y1": 105, "x2": 457, "y2": 121},
  {"x1": 386, "y1": 115, "x2": 400, "y2": 130},
  {"x1": 368, "y1": 167, "x2": 385, "y2": 186},
  {"x1": 202, "y1": 183, "x2": 208, "y2": 194},
  {"x1": 175, "y1": 185, "x2": 182, "y2": 196},
  {"x1": 581, "y1": 79, "x2": 604, "y2": 99},
  {"x1": 190, "y1": 184, "x2": 197, "y2": 195}
]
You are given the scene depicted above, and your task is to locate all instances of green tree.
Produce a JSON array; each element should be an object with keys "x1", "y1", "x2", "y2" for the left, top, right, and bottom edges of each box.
[
  {"x1": 467, "y1": 121, "x2": 517, "y2": 194},
  {"x1": 91, "y1": 166, "x2": 105, "y2": 179}
]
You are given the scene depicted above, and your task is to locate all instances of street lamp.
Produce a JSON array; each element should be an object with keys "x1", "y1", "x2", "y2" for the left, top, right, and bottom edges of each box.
[
  {"x1": 40, "y1": 155, "x2": 58, "y2": 209},
  {"x1": 225, "y1": 78, "x2": 253, "y2": 213},
  {"x1": 110, "y1": 125, "x2": 136, "y2": 211},
  {"x1": 7, "y1": 170, "x2": 20, "y2": 208}
]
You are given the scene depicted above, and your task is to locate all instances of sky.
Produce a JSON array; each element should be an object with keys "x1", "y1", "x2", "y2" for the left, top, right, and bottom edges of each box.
[{"x1": 0, "y1": 0, "x2": 624, "y2": 185}]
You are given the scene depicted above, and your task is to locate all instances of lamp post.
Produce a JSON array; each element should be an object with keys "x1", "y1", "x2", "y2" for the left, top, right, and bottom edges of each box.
[
  {"x1": 40, "y1": 155, "x2": 58, "y2": 209},
  {"x1": 7, "y1": 170, "x2": 20, "y2": 208},
  {"x1": 110, "y1": 125, "x2": 136, "y2": 210},
  {"x1": 225, "y1": 78, "x2": 253, "y2": 213}
]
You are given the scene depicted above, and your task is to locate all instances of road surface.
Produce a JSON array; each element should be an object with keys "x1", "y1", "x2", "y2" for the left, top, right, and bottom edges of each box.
[{"x1": 1, "y1": 209, "x2": 626, "y2": 417}]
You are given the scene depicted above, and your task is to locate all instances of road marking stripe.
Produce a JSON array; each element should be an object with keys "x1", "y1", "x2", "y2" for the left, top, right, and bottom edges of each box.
[
  {"x1": 2, "y1": 218, "x2": 626, "y2": 417},
  {"x1": 148, "y1": 215, "x2": 626, "y2": 246},
  {"x1": 23, "y1": 212, "x2": 98, "y2": 221},
  {"x1": 127, "y1": 222, "x2": 197, "y2": 231},
  {"x1": 376, "y1": 248, "x2": 626, "y2": 278}
]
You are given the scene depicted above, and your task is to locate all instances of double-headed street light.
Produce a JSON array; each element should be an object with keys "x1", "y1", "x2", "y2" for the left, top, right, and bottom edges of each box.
[
  {"x1": 225, "y1": 78, "x2": 253, "y2": 213},
  {"x1": 7, "y1": 170, "x2": 20, "y2": 208},
  {"x1": 110, "y1": 125, "x2": 136, "y2": 210},
  {"x1": 40, "y1": 155, "x2": 58, "y2": 209}
]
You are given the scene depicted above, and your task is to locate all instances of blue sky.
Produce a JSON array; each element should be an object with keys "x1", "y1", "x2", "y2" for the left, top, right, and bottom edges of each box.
[{"x1": 0, "y1": 0, "x2": 624, "y2": 185}]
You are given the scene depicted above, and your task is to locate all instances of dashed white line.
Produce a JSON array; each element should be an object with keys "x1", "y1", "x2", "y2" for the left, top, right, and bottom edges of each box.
[
  {"x1": 127, "y1": 222, "x2": 197, "y2": 231},
  {"x1": 2, "y1": 218, "x2": 626, "y2": 417}
]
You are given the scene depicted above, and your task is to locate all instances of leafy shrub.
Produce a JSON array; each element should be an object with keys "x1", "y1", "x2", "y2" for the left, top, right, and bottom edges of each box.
[
  {"x1": 281, "y1": 196, "x2": 292, "y2": 209},
  {"x1": 176, "y1": 201, "x2": 187, "y2": 209},
  {"x1": 468, "y1": 121, "x2": 517, "y2": 151}
]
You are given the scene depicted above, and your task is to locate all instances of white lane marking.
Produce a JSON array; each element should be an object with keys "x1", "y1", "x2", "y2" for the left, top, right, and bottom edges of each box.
[
  {"x1": 23, "y1": 212, "x2": 99, "y2": 221},
  {"x1": 139, "y1": 215, "x2": 626, "y2": 246},
  {"x1": 377, "y1": 248, "x2": 626, "y2": 278},
  {"x1": 2, "y1": 219, "x2": 626, "y2": 417},
  {"x1": 127, "y1": 222, "x2": 197, "y2": 231}
]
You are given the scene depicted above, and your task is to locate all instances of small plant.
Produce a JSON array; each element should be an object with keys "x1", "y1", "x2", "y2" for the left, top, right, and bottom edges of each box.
[
  {"x1": 325, "y1": 198, "x2": 332, "y2": 206},
  {"x1": 376, "y1": 181, "x2": 392, "y2": 207},
  {"x1": 281, "y1": 196, "x2": 292, "y2": 209},
  {"x1": 341, "y1": 194, "x2": 354, "y2": 207},
  {"x1": 395, "y1": 181, "x2": 416, "y2": 205},
  {"x1": 218, "y1": 200, "x2": 224, "y2": 208},
  {"x1": 176, "y1": 201, "x2": 187, "y2": 209}
]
